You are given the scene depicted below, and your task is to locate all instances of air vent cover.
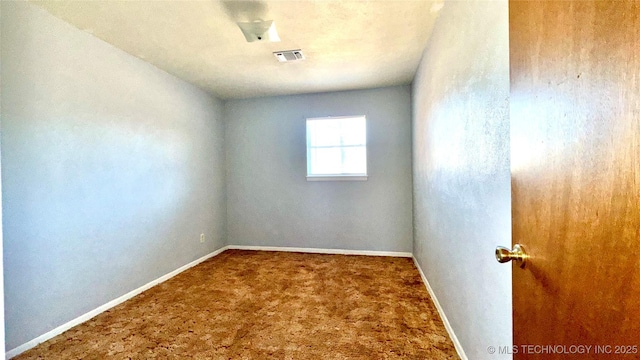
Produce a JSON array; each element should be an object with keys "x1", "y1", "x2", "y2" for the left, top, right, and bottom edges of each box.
[{"x1": 274, "y1": 49, "x2": 305, "y2": 62}]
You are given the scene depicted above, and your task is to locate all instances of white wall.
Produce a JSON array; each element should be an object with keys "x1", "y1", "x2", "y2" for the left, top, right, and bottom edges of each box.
[
  {"x1": 412, "y1": 1, "x2": 512, "y2": 358},
  {"x1": 1, "y1": 2, "x2": 226, "y2": 350},
  {"x1": 225, "y1": 86, "x2": 413, "y2": 252}
]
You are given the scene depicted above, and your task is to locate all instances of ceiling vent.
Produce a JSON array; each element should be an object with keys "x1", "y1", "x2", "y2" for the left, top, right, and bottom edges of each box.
[{"x1": 274, "y1": 50, "x2": 305, "y2": 62}]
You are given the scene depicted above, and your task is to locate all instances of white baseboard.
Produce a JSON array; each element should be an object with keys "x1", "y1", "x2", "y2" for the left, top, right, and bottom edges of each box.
[
  {"x1": 412, "y1": 257, "x2": 468, "y2": 360},
  {"x1": 227, "y1": 245, "x2": 412, "y2": 258},
  {"x1": 6, "y1": 246, "x2": 230, "y2": 359}
]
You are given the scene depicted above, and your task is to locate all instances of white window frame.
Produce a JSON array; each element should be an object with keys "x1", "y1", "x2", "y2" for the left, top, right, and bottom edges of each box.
[{"x1": 306, "y1": 115, "x2": 368, "y2": 182}]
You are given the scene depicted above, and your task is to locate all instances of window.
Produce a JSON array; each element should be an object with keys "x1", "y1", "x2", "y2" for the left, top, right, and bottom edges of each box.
[{"x1": 306, "y1": 116, "x2": 367, "y2": 181}]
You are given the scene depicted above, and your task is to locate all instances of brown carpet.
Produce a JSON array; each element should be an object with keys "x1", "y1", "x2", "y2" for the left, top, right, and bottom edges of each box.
[{"x1": 15, "y1": 250, "x2": 459, "y2": 359}]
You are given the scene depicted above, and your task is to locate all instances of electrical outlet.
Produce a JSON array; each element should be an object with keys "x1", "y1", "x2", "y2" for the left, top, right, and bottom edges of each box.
[{"x1": 200, "y1": 233, "x2": 205, "y2": 243}]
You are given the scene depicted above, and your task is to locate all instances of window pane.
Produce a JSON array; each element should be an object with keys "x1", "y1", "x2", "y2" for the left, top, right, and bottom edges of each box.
[
  {"x1": 310, "y1": 147, "x2": 343, "y2": 174},
  {"x1": 341, "y1": 146, "x2": 367, "y2": 174},
  {"x1": 340, "y1": 117, "x2": 366, "y2": 146},
  {"x1": 308, "y1": 119, "x2": 341, "y2": 147},
  {"x1": 307, "y1": 117, "x2": 366, "y2": 147},
  {"x1": 306, "y1": 116, "x2": 367, "y2": 177}
]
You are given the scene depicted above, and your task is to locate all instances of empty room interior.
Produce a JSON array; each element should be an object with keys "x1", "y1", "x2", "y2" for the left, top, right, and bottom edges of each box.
[{"x1": 2, "y1": 0, "x2": 639, "y2": 359}]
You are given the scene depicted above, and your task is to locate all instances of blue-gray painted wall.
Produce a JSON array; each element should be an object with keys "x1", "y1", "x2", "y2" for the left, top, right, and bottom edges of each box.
[
  {"x1": 1, "y1": 2, "x2": 226, "y2": 349},
  {"x1": 225, "y1": 87, "x2": 413, "y2": 252},
  {"x1": 0, "y1": 1, "x2": 6, "y2": 354},
  {"x1": 411, "y1": 1, "x2": 512, "y2": 358}
]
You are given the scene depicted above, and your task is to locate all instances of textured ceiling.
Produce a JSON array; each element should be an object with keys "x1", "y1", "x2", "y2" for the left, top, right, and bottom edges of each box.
[{"x1": 32, "y1": 0, "x2": 442, "y2": 99}]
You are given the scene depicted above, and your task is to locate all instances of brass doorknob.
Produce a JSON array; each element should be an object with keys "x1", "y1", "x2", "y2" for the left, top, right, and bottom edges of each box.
[{"x1": 495, "y1": 244, "x2": 528, "y2": 268}]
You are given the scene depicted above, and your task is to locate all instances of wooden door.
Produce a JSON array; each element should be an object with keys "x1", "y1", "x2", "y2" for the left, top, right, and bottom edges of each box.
[{"x1": 509, "y1": 1, "x2": 640, "y2": 358}]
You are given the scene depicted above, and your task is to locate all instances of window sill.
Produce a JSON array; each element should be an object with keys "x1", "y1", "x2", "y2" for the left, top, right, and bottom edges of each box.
[{"x1": 306, "y1": 175, "x2": 368, "y2": 182}]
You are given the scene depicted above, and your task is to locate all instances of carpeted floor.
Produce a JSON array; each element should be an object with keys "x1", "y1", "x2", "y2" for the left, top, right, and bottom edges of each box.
[{"x1": 15, "y1": 250, "x2": 459, "y2": 359}]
